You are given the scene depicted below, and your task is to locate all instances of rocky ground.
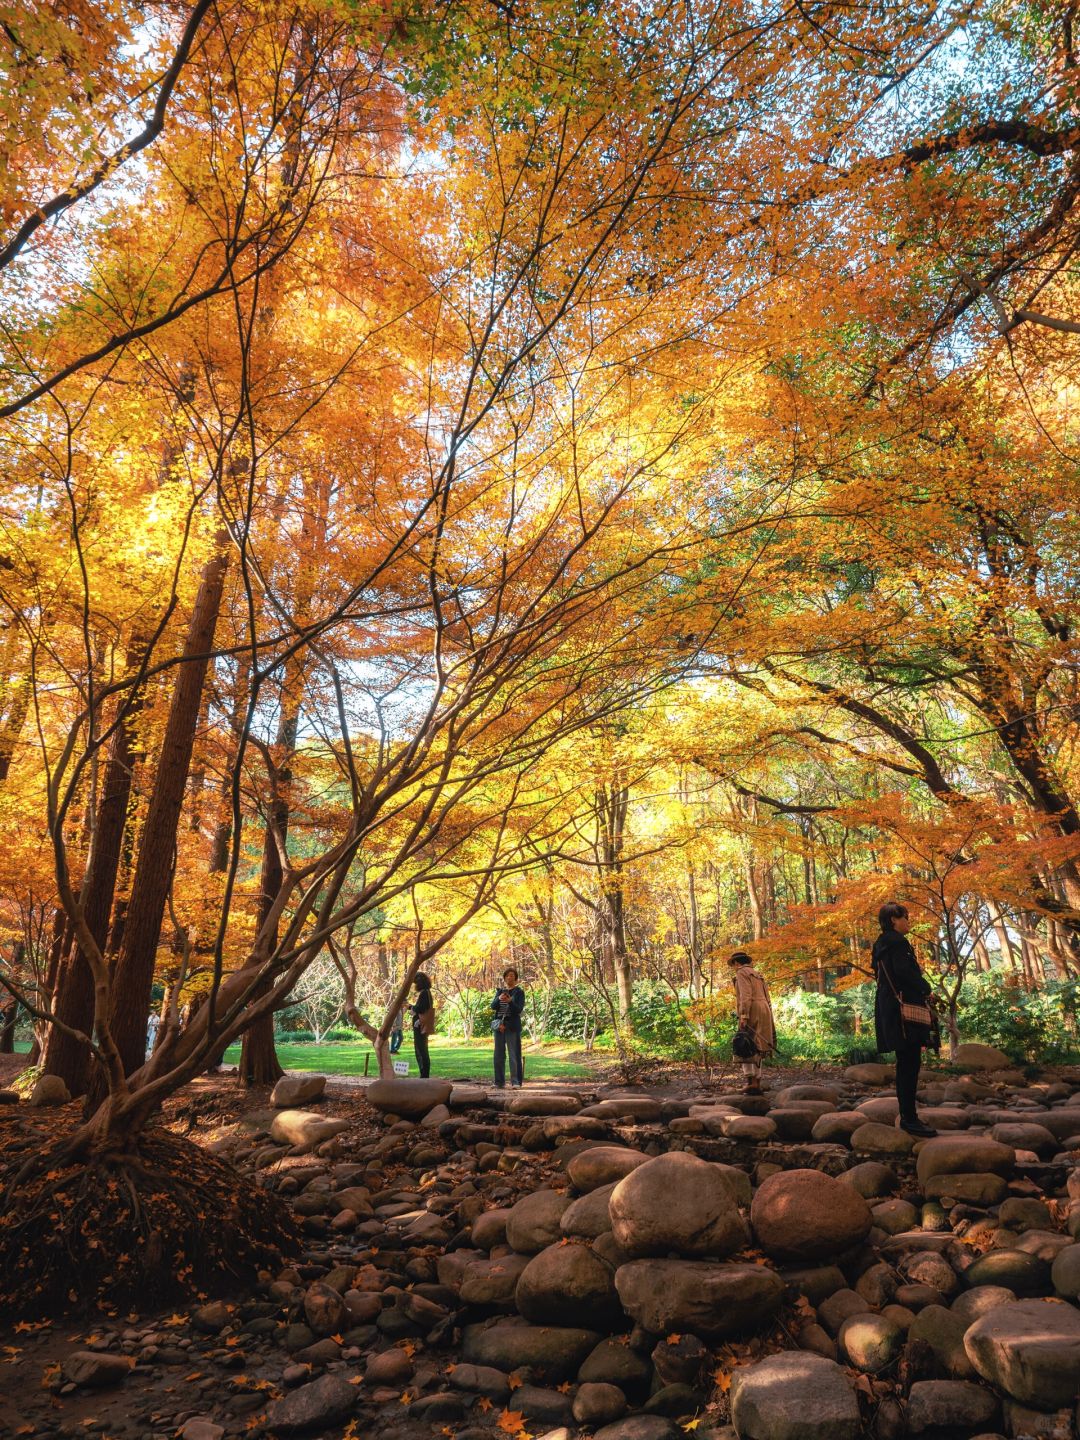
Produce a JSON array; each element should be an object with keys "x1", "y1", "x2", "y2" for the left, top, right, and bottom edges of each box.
[{"x1": 3, "y1": 1044, "x2": 1080, "y2": 1440}]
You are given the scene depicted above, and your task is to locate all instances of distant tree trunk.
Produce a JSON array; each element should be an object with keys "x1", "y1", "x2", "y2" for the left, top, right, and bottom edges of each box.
[
  {"x1": 103, "y1": 538, "x2": 229, "y2": 1085},
  {"x1": 744, "y1": 853, "x2": 764, "y2": 941}
]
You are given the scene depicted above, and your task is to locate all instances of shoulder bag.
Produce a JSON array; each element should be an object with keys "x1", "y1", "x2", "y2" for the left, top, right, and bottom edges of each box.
[{"x1": 880, "y1": 955, "x2": 933, "y2": 1028}]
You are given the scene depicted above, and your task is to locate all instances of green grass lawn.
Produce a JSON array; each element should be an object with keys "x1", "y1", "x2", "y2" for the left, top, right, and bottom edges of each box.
[{"x1": 221, "y1": 1037, "x2": 591, "y2": 1080}]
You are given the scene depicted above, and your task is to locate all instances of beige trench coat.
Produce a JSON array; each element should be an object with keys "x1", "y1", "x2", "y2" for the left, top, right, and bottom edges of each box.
[{"x1": 734, "y1": 966, "x2": 776, "y2": 1054}]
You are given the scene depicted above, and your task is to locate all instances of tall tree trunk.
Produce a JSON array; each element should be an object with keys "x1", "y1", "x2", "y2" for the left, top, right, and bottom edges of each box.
[
  {"x1": 102, "y1": 538, "x2": 229, "y2": 1084},
  {"x1": 42, "y1": 655, "x2": 146, "y2": 1095}
]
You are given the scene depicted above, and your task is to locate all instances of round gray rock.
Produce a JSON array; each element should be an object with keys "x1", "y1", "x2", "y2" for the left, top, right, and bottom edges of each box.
[
  {"x1": 906, "y1": 1380, "x2": 1000, "y2": 1434},
  {"x1": 915, "y1": 1136, "x2": 1015, "y2": 1185},
  {"x1": 567, "y1": 1146, "x2": 651, "y2": 1193},
  {"x1": 516, "y1": 1241, "x2": 622, "y2": 1330},
  {"x1": 751, "y1": 1168, "x2": 872, "y2": 1261},
  {"x1": 729, "y1": 1352, "x2": 860, "y2": 1440},
  {"x1": 365, "y1": 1076, "x2": 452, "y2": 1118},
  {"x1": 614, "y1": 1259, "x2": 782, "y2": 1340},
  {"x1": 462, "y1": 1320, "x2": 601, "y2": 1381},
  {"x1": 505, "y1": 1189, "x2": 573, "y2": 1255},
  {"x1": 609, "y1": 1152, "x2": 748, "y2": 1258},
  {"x1": 561, "y1": 1183, "x2": 616, "y2": 1239},
  {"x1": 964, "y1": 1298, "x2": 1080, "y2": 1407},
  {"x1": 271, "y1": 1074, "x2": 326, "y2": 1108},
  {"x1": 263, "y1": 1374, "x2": 357, "y2": 1434}
]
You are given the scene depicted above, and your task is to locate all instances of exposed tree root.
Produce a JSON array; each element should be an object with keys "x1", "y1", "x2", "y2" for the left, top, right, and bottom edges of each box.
[{"x1": 0, "y1": 1123, "x2": 299, "y2": 1314}]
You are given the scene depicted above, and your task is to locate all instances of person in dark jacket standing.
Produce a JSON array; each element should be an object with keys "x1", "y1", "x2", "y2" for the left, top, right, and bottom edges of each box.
[
  {"x1": 873, "y1": 901, "x2": 938, "y2": 1138},
  {"x1": 491, "y1": 967, "x2": 525, "y2": 1088},
  {"x1": 410, "y1": 973, "x2": 435, "y2": 1078}
]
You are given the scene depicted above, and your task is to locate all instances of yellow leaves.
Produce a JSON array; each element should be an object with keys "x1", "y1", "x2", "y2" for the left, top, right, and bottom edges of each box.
[
  {"x1": 13, "y1": 1320, "x2": 50, "y2": 1334},
  {"x1": 556, "y1": 1382, "x2": 573, "y2": 1394},
  {"x1": 399, "y1": 1390, "x2": 415, "y2": 1406},
  {"x1": 680, "y1": 1419, "x2": 703, "y2": 1431},
  {"x1": 507, "y1": 1374, "x2": 523, "y2": 1391},
  {"x1": 399, "y1": 1340, "x2": 418, "y2": 1357},
  {"x1": 476, "y1": 1396, "x2": 493, "y2": 1414},
  {"x1": 712, "y1": 1366, "x2": 733, "y2": 1395}
]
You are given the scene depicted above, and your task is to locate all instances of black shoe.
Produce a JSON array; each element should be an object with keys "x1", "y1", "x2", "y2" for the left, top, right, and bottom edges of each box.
[{"x1": 900, "y1": 1117, "x2": 938, "y2": 1138}]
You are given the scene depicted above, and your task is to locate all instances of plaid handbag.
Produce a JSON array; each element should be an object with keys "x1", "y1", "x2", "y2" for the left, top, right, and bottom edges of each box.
[{"x1": 881, "y1": 958, "x2": 932, "y2": 1027}]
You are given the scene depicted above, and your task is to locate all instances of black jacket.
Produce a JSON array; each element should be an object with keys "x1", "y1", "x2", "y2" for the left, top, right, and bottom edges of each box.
[
  {"x1": 492, "y1": 985, "x2": 525, "y2": 1033},
  {"x1": 872, "y1": 928, "x2": 933, "y2": 1053}
]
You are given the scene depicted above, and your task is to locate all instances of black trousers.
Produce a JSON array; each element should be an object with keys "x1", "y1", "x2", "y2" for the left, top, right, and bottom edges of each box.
[
  {"x1": 413, "y1": 1030, "x2": 431, "y2": 1078},
  {"x1": 895, "y1": 1042, "x2": 922, "y2": 1120},
  {"x1": 494, "y1": 1027, "x2": 522, "y2": 1087}
]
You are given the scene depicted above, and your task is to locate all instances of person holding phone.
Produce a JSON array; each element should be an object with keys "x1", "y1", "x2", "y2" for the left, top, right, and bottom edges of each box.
[{"x1": 491, "y1": 967, "x2": 525, "y2": 1088}]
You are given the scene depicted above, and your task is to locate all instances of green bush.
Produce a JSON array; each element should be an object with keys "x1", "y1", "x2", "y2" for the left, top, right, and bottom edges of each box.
[
  {"x1": 275, "y1": 1026, "x2": 355, "y2": 1044},
  {"x1": 950, "y1": 975, "x2": 1080, "y2": 1064}
]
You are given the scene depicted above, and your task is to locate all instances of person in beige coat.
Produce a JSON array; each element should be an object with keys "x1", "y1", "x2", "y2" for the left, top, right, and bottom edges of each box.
[{"x1": 730, "y1": 951, "x2": 776, "y2": 1094}]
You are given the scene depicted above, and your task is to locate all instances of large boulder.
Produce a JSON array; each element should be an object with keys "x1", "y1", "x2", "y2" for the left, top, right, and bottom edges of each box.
[
  {"x1": 614, "y1": 1259, "x2": 783, "y2": 1340},
  {"x1": 964, "y1": 1298, "x2": 1080, "y2": 1408},
  {"x1": 567, "y1": 1146, "x2": 651, "y2": 1193},
  {"x1": 365, "y1": 1077, "x2": 452, "y2": 1118},
  {"x1": 905, "y1": 1381, "x2": 1000, "y2": 1435},
  {"x1": 750, "y1": 1169, "x2": 872, "y2": 1261},
  {"x1": 505, "y1": 1189, "x2": 573, "y2": 1254},
  {"x1": 29, "y1": 1074, "x2": 71, "y2": 1107},
  {"x1": 608, "y1": 1152, "x2": 748, "y2": 1258},
  {"x1": 953, "y1": 1042, "x2": 1013, "y2": 1070},
  {"x1": 459, "y1": 1254, "x2": 531, "y2": 1306},
  {"x1": 729, "y1": 1352, "x2": 860, "y2": 1440},
  {"x1": 843, "y1": 1062, "x2": 893, "y2": 1085},
  {"x1": 61, "y1": 1352, "x2": 133, "y2": 1387},
  {"x1": 516, "y1": 1242, "x2": 623, "y2": 1330},
  {"x1": 263, "y1": 1375, "x2": 357, "y2": 1434},
  {"x1": 271, "y1": 1074, "x2": 326, "y2": 1107},
  {"x1": 269, "y1": 1110, "x2": 350, "y2": 1147},
  {"x1": 462, "y1": 1320, "x2": 601, "y2": 1381},
  {"x1": 915, "y1": 1135, "x2": 1016, "y2": 1185},
  {"x1": 506, "y1": 1092, "x2": 582, "y2": 1115}
]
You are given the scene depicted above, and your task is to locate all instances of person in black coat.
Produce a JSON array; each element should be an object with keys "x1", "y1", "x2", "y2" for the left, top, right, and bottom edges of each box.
[
  {"x1": 409, "y1": 974, "x2": 435, "y2": 1078},
  {"x1": 873, "y1": 901, "x2": 938, "y2": 1138}
]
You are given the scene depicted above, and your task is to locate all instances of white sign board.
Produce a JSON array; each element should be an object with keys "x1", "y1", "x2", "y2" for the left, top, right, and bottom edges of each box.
[{"x1": 392, "y1": 1059, "x2": 410, "y2": 1076}]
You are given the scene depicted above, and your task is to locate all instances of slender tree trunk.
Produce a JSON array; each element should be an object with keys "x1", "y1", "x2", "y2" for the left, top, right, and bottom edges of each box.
[
  {"x1": 102, "y1": 538, "x2": 229, "y2": 1084},
  {"x1": 0, "y1": 948, "x2": 19, "y2": 1051},
  {"x1": 744, "y1": 852, "x2": 764, "y2": 941}
]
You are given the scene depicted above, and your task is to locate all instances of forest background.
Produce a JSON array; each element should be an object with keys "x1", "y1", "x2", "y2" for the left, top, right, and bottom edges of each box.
[{"x1": 2, "y1": 0, "x2": 1080, "y2": 1147}]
